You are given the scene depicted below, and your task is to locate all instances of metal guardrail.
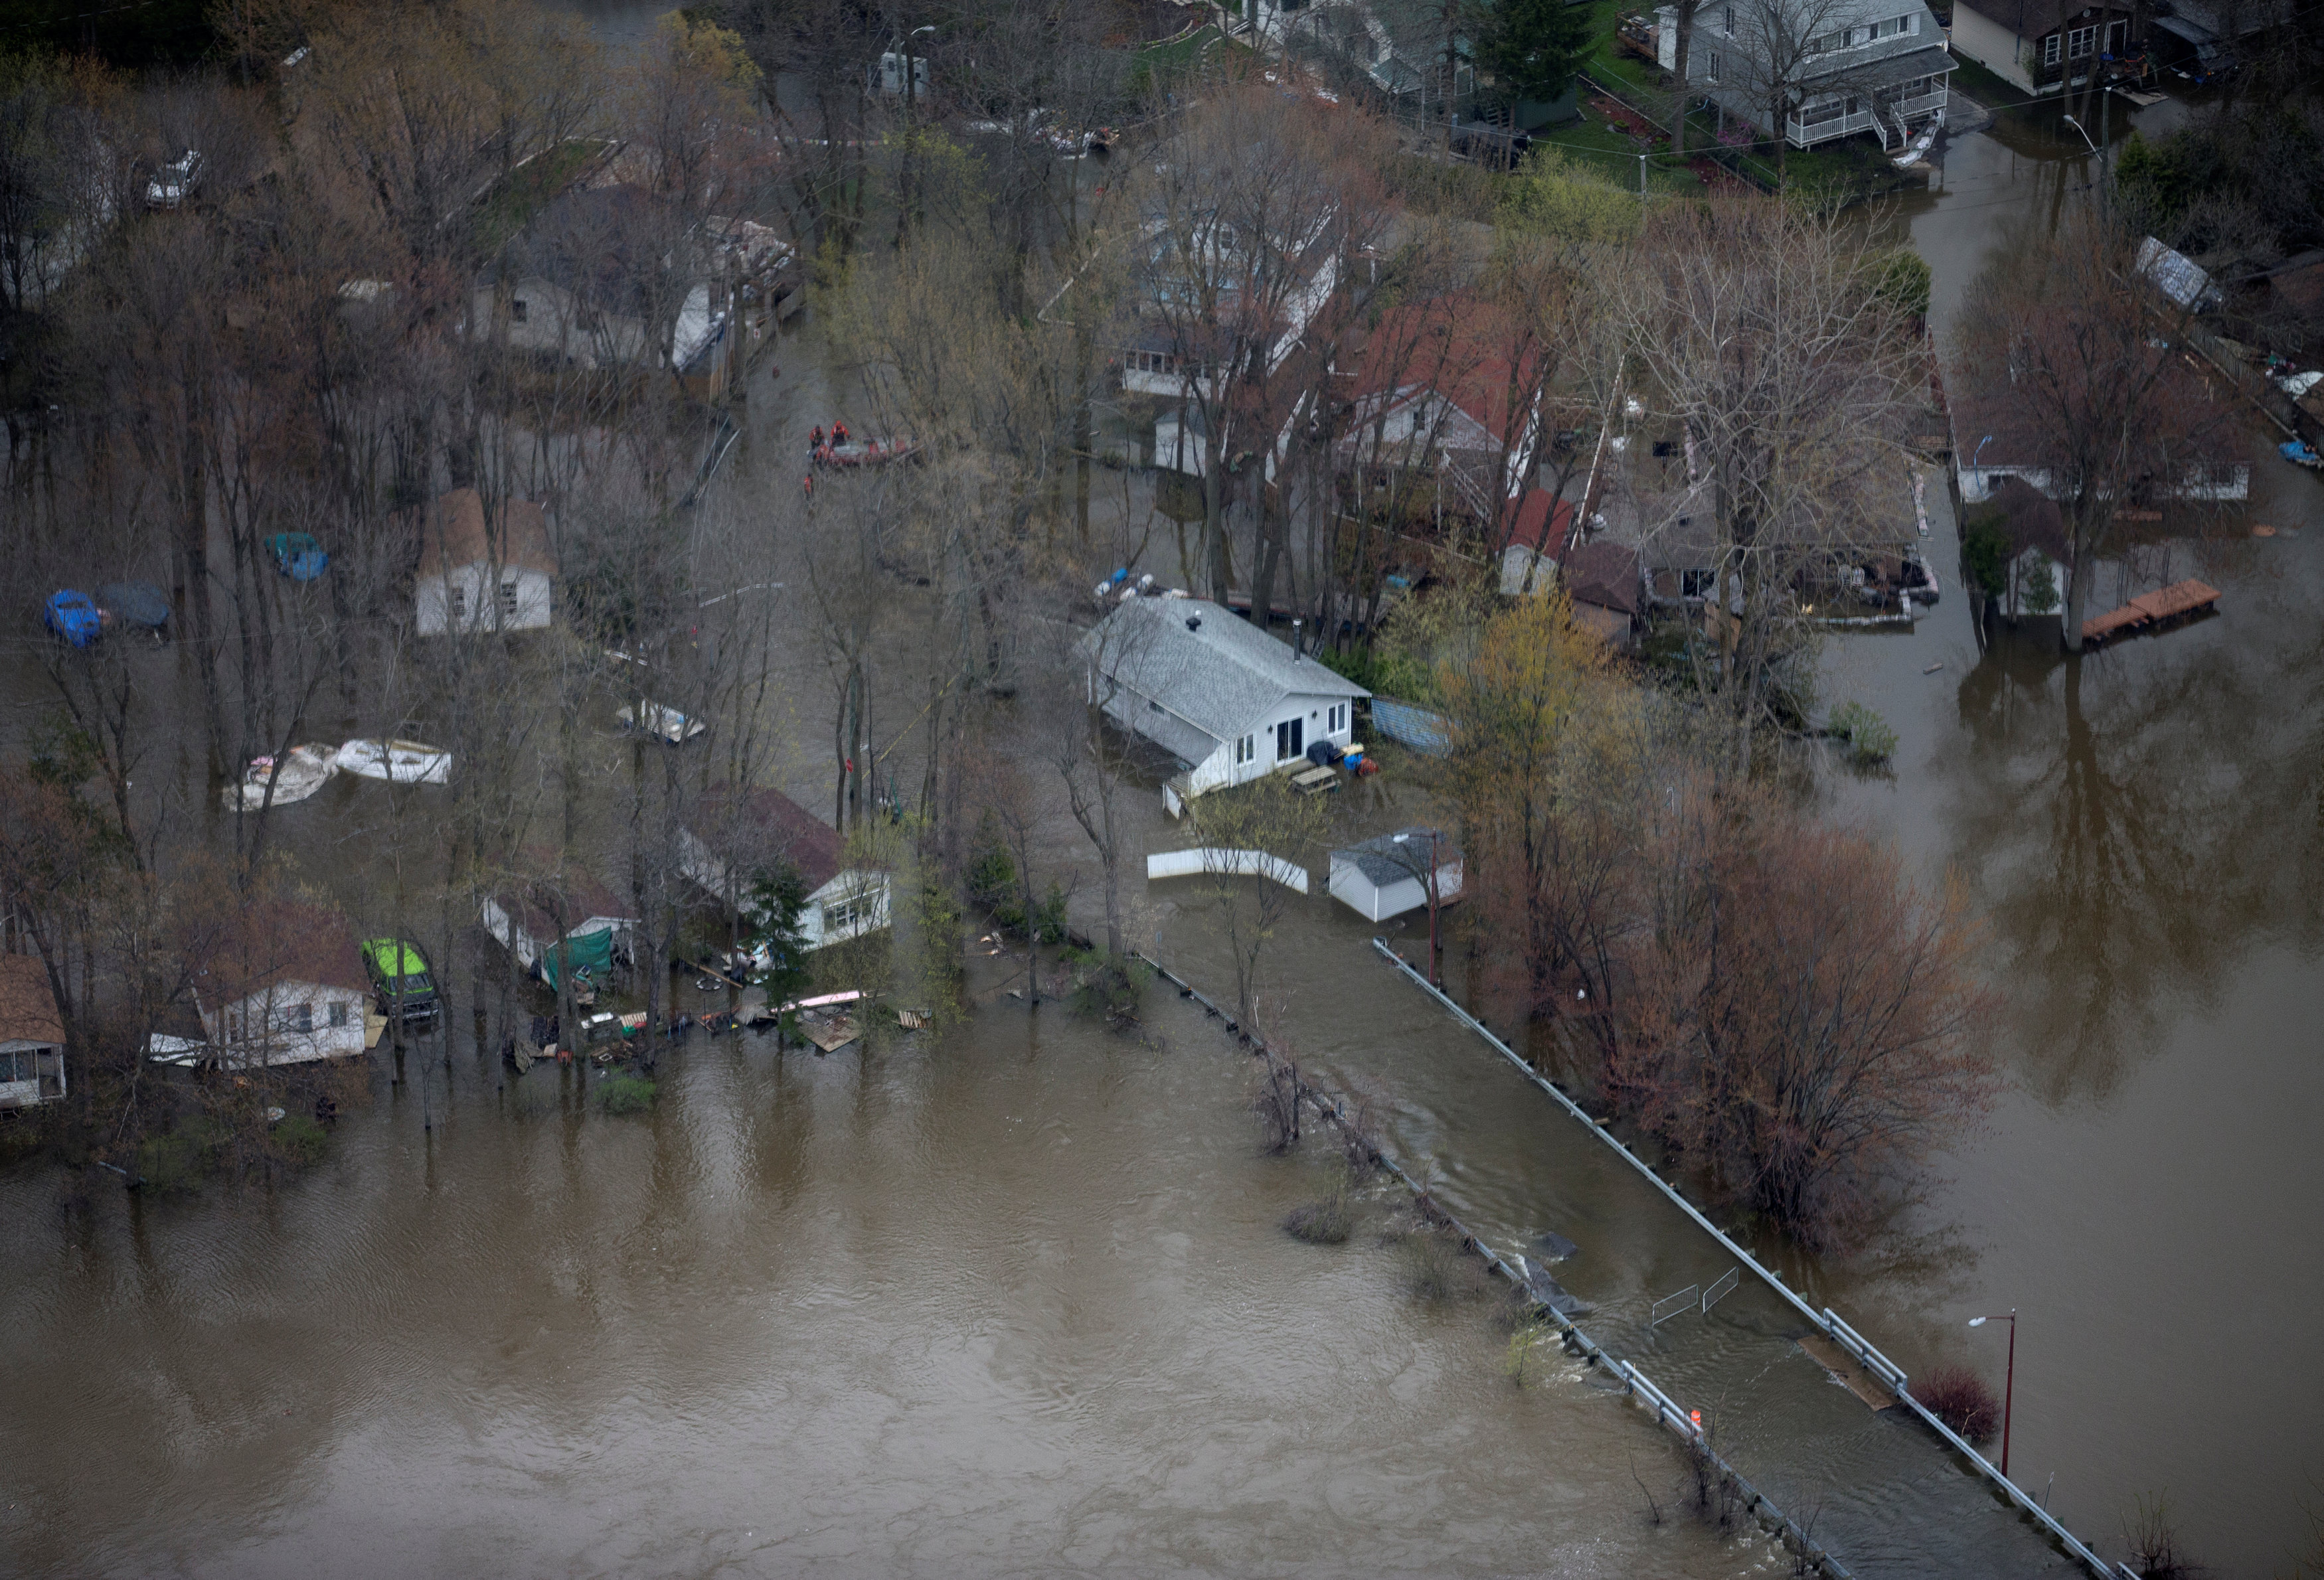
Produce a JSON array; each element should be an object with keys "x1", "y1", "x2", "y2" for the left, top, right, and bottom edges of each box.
[
  {"x1": 1135, "y1": 944, "x2": 1853, "y2": 1576},
  {"x1": 1368, "y1": 938, "x2": 2122, "y2": 1578}
]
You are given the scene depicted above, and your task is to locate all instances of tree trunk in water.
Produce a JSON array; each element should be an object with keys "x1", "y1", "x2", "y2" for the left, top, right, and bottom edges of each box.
[{"x1": 2062, "y1": 539, "x2": 2090, "y2": 652}]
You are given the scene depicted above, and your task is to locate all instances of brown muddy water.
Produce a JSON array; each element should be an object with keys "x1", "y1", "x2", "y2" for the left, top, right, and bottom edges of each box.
[{"x1": 0, "y1": 983, "x2": 1765, "y2": 1580}]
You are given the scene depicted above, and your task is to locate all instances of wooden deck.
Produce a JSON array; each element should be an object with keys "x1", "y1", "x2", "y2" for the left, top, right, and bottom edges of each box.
[{"x1": 2080, "y1": 579, "x2": 2221, "y2": 645}]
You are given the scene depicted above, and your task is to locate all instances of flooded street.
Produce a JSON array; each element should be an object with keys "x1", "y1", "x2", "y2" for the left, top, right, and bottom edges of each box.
[
  {"x1": 2, "y1": 15, "x2": 2317, "y2": 1573},
  {"x1": 0, "y1": 983, "x2": 1760, "y2": 1579}
]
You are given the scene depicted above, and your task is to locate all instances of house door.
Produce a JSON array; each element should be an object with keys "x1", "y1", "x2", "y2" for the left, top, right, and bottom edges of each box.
[{"x1": 1276, "y1": 717, "x2": 1304, "y2": 762}]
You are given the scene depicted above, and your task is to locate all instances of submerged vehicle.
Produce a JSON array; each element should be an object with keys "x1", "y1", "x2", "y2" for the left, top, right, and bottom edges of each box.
[
  {"x1": 43, "y1": 589, "x2": 102, "y2": 647},
  {"x1": 362, "y1": 938, "x2": 438, "y2": 1020},
  {"x1": 98, "y1": 581, "x2": 170, "y2": 641},
  {"x1": 267, "y1": 531, "x2": 329, "y2": 581},
  {"x1": 618, "y1": 702, "x2": 706, "y2": 743}
]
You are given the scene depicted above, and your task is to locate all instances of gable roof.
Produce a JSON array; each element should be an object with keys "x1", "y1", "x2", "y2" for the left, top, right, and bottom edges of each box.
[
  {"x1": 1335, "y1": 826, "x2": 1461, "y2": 888},
  {"x1": 1083, "y1": 597, "x2": 1367, "y2": 750},
  {"x1": 691, "y1": 785, "x2": 846, "y2": 892},
  {"x1": 1347, "y1": 293, "x2": 1538, "y2": 449},
  {"x1": 413, "y1": 488, "x2": 558, "y2": 580},
  {"x1": 1563, "y1": 542, "x2": 1642, "y2": 615},
  {"x1": 208, "y1": 900, "x2": 368, "y2": 1002},
  {"x1": 492, "y1": 855, "x2": 633, "y2": 941},
  {"x1": 1954, "y1": 0, "x2": 2124, "y2": 38},
  {"x1": 1503, "y1": 489, "x2": 1574, "y2": 559},
  {"x1": 0, "y1": 955, "x2": 64, "y2": 1046}
]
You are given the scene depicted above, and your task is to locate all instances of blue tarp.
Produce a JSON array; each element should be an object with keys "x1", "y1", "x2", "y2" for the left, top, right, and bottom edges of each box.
[{"x1": 1370, "y1": 698, "x2": 1452, "y2": 757}]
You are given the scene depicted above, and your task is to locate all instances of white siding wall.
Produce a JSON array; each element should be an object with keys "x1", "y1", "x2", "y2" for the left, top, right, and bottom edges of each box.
[
  {"x1": 1950, "y1": 5, "x2": 2036, "y2": 89},
  {"x1": 417, "y1": 566, "x2": 553, "y2": 636},
  {"x1": 201, "y1": 982, "x2": 369, "y2": 1066}
]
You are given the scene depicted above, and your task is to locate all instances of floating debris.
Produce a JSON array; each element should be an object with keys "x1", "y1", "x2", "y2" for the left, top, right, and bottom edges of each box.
[{"x1": 1922, "y1": 661, "x2": 1944, "y2": 674}]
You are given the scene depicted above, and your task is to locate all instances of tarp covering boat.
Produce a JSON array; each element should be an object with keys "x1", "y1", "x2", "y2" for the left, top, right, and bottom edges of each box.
[
  {"x1": 540, "y1": 925, "x2": 615, "y2": 988},
  {"x1": 336, "y1": 739, "x2": 452, "y2": 784},
  {"x1": 222, "y1": 743, "x2": 338, "y2": 810}
]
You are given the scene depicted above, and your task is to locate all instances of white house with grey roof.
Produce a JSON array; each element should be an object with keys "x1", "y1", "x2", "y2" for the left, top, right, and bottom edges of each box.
[
  {"x1": 1657, "y1": 0, "x2": 1950, "y2": 150},
  {"x1": 1080, "y1": 595, "x2": 1367, "y2": 804}
]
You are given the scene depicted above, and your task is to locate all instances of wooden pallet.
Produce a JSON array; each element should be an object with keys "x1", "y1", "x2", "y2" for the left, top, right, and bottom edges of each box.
[{"x1": 2081, "y1": 578, "x2": 2221, "y2": 645}]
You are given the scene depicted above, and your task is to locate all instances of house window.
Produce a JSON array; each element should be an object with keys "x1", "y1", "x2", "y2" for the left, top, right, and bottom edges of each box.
[
  {"x1": 822, "y1": 888, "x2": 878, "y2": 937},
  {"x1": 1722, "y1": 5, "x2": 1734, "y2": 31},
  {"x1": 1801, "y1": 96, "x2": 1847, "y2": 125},
  {"x1": 512, "y1": 299, "x2": 529, "y2": 323},
  {"x1": 1327, "y1": 702, "x2": 1347, "y2": 735},
  {"x1": 1235, "y1": 733, "x2": 1256, "y2": 765},
  {"x1": 329, "y1": 1001, "x2": 349, "y2": 1028},
  {"x1": 288, "y1": 1002, "x2": 311, "y2": 1034},
  {"x1": 2043, "y1": 32, "x2": 2062, "y2": 64},
  {"x1": 449, "y1": 586, "x2": 467, "y2": 624},
  {"x1": 1681, "y1": 567, "x2": 1718, "y2": 599},
  {"x1": 1805, "y1": 30, "x2": 1841, "y2": 52},
  {"x1": 499, "y1": 580, "x2": 520, "y2": 617},
  {"x1": 1275, "y1": 717, "x2": 1304, "y2": 761},
  {"x1": 2068, "y1": 23, "x2": 2096, "y2": 56},
  {"x1": 1706, "y1": 48, "x2": 1721, "y2": 79}
]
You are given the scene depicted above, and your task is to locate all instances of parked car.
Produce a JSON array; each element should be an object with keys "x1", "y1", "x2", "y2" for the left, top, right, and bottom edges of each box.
[
  {"x1": 361, "y1": 938, "x2": 438, "y2": 1020},
  {"x1": 43, "y1": 589, "x2": 102, "y2": 647},
  {"x1": 145, "y1": 149, "x2": 201, "y2": 208},
  {"x1": 619, "y1": 702, "x2": 706, "y2": 743},
  {"x1": 267, "y1": 531, "x2": 329, "y2": 581}
]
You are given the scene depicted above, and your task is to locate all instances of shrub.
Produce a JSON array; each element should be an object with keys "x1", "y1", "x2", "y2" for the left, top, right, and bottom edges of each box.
[
  {"x1": 272, "y1": 1113, "x2": 328, "y2": 1168},
  {"x1": 1398, "y1": 1225, "x2": 1468, "y2": 1301},
  {"x1": 1915, "y1": 1364, "x2": 2000, "y2": 1443},
  {"x1": 136, "y1": 1123, "x2": 218, "y2": 1193},
  {"x1": 600, "y1": 1074, "x2": 657, "y2": 1115},
  {"x1": 2022, "y1": 557, "x2": 2060, "y2": 615},
  {"x1": 1284, "y1": 1176, "x2": 1352, "y2": 1244},
  {"x1": 1961, "y1": 507, "x2": 2012, "y2": 599},
  {"x1": 1829, "y1": 700, "x2": 1898, "y2": 765}
]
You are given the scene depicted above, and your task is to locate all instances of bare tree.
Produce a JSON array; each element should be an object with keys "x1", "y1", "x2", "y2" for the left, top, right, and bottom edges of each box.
[
  {"x1": 1952, "y1": 210, "x2": 2246, "y2": 652},
  {"x1": 1621, "y1": 189, "x2": 1923, "y2": 773}
]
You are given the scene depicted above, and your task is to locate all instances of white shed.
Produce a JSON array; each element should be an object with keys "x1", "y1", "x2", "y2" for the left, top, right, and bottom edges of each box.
[
  {"x1": 412, "y1": 488, "x2": 558, "y2": 636},
  {"x1": 193, "y1": 901, "x2": 371, "y2": 1067},
  {"x1": 1080, "y1": 595, "x2": 1367, "y2": 803},
  {"x1": 0, "y1": 955, "x2": 66, "y2": 1109},
  {"x1": 1329, "y1": 827, "x2": 1464, "y2": 923}
]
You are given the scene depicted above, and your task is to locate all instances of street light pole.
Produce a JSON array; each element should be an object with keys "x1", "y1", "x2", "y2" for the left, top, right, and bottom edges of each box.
[{"x1": 1968, "y1": 1310, "x2": 2018, "y2": 1477}]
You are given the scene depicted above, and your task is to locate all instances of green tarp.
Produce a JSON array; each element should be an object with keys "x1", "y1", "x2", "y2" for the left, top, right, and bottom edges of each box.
[{"x1": 540, "y1": 925, "x2": 614, "y2": 988}]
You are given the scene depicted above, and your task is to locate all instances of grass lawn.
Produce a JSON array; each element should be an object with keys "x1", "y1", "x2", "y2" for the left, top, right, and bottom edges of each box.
[
  {"x1": 1565, "y1": 0, "x2": 1931, "y2": 204},
  {"x1": 1941, "y1": 50, "x2": 2039, "y2": 108}
]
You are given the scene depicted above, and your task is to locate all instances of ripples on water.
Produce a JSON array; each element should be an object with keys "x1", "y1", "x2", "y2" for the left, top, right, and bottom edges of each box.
[{"x1": 0, "y1": 985, "x2": 1766, "y2": 1579}]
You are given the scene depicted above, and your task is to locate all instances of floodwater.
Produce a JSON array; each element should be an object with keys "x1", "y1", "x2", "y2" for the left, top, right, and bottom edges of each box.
[
  {"x1": 1816, "y1": 89, "x2": 2324, "y2": 1576},
  {"x1": 0, "y1": 983, "x2": 1764, "y2": 1579},
  {"x1": 3, "y1": 37, "x2": 2317, "y2": 1579}
]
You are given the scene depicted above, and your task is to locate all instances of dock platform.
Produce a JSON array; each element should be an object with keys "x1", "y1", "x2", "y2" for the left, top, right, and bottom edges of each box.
[{"x1": 2081, "y1": 578, "x2": 2220, "y2": 645}]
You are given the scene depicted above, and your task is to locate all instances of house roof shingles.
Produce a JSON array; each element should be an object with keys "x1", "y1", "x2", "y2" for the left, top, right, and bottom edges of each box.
[
  {"x1": 414, "y1": 488, "x2": 558, "y2": 580},
  {"x1": 0, "y1": 955, "x2": 64, "y2": 1046},
  {"x1": 493, "y1": 855, "x2": 633, "y2": 941},
  {"x1": 693, "y1": 786, "x2": 846, "y2": 892},
  {"x1": 1084, "y1": 597, "x2": 1367, "y2": 762},
  {"x1": 1335, "y1": 826, "x2": 1461, "y2": 888}
]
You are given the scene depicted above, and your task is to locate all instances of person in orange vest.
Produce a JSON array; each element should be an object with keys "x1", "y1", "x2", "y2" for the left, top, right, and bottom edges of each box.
[
  {"x1": 801, "y1": 472, "x2": 815, "y2": 500},
  {"x1": 831, "y1": 420, "x2": 849, "y2": 447},
  {"x1": 809, "y1": 424, "x2": 825, "y2": 455}
]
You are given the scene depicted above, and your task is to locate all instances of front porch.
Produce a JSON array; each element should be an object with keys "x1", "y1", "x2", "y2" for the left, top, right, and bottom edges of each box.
[{"x1": 1786, "y1": 80, "x2": 1950, "y2": 149}]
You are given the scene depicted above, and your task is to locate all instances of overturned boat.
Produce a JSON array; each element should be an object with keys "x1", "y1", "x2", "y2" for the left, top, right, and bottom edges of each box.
[
  {"x1": 222, "y1": 743, "x2": 339, "y2": 810},
  {"x1": 336, "y1": 738, "x2": 452, "y2": 785}
]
